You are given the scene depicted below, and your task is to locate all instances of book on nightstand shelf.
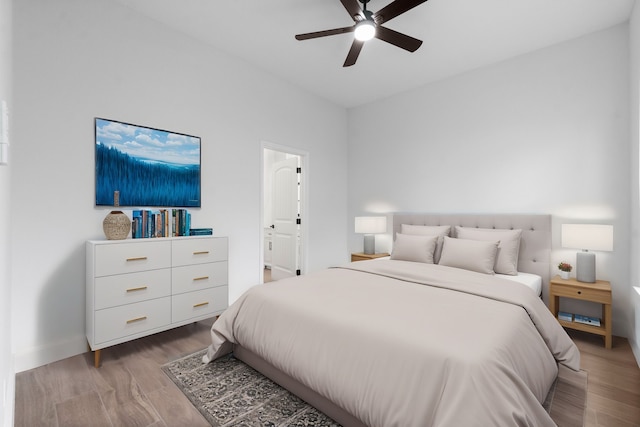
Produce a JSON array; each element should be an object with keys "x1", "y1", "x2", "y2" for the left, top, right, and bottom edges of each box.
[
  {"x1": 574, "y1": 314, "x2": 601, "y2": 327},
  {"x1": 557, "y1": 311, "x2": 573, "y2": 322}
]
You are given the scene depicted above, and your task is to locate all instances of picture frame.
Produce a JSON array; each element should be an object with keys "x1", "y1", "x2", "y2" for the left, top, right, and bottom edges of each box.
[{"x1": 95, "y1": 117, "x2": 201, "y2": 207}]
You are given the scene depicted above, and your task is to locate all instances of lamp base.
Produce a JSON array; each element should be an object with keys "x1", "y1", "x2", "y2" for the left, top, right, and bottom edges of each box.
[
  {"x1": 363, "y1": 234, "x2": 375, "y2": 255},
  {"x1": 576, "y1": 251, "x2": 596, "y2": 283}
]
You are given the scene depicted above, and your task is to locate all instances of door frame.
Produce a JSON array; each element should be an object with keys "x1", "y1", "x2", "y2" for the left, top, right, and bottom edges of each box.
[{"x1": 260, "y1": 141, "x2": 309, "y2": 283}]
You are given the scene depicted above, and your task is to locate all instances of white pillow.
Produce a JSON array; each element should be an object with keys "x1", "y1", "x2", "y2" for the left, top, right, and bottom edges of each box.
[
  {"x1": 400, "y1": 224, "x2": 451, "y2": 264},
  {"x1": 455, "y1": 226, "x2": 522, "y2": 275},
  {"x1": 391, "y1": 233, "x2": 438, "y2": 264},
  {"x1": 438, "y1": 236, "x2": 499, "y2": 274}
]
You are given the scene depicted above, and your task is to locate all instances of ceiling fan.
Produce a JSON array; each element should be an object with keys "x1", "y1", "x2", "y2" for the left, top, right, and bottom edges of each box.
[{"x1": 295, "y1": 0, "x2": 429, "y2": 67}]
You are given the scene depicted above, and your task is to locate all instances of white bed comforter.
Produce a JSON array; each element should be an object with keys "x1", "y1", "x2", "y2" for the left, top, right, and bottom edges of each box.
[{"x1": 204, "y1": 260, "x2": 580, "y2": 427}]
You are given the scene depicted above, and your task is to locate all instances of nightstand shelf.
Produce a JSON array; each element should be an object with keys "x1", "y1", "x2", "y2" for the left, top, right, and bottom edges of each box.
[
  {"x1": 351, "y1": 252, "x2": 390, "y2": 262},
  {"x1": 549, "y1": 275, "x2": 612, "y2": 348}
]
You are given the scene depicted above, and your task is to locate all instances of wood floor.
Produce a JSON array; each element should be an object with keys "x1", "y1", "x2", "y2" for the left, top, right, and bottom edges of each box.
[{"x1": 13, "y1": 321, "x2": 640, "y2": 427}]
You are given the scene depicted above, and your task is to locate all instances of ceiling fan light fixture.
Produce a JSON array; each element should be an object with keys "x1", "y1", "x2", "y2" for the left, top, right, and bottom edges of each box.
[{"x1": 354, "y1": 19, "x2": 376, "y2": 41}]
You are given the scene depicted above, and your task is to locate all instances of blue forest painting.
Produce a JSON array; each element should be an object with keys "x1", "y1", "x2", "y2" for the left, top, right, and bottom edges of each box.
[{"x1": 95, "y1": 118, "x2": 201, "y2": 207}]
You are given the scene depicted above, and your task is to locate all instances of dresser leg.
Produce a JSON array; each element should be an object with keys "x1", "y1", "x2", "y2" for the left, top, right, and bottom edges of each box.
[{"x1": 94, "y1": 349, "x2": 101, "y2": 368}]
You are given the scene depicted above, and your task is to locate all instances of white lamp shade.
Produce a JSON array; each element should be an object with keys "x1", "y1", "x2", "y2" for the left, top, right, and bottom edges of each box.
[
  {"x1": 355, "y1": 216, "x2": 387, "y2": 234},
  {"x1": 561, "y1": 224, "x2": 613, "y2": 252}
]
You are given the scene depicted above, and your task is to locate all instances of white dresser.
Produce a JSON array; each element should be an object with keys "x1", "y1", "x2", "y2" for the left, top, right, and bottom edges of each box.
[{"x1": 86, "y1": 236, "x2": 228, "y2": 367}]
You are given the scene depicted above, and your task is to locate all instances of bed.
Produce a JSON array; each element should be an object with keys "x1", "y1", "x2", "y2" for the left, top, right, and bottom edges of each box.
[{"x1": 203, "y1": 214, "x2": 580, "y2": 427}]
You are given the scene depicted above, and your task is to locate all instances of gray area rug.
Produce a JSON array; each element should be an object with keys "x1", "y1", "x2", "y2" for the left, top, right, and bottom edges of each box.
[{"x1": 163, "y1": 349, "x2": 587, "y2": 427}]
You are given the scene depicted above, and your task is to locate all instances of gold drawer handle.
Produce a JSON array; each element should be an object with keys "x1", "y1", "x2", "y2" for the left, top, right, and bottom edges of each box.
[
  {"x1": 193, "y1": 276, "x2": 209, "y2": 281},
  {"x1": 126, "y1": 256, "x2": 148, "y2": 262},
  {"x1": 193, "y1": 251, "x2": 209, "y2": 255},
  {"x1": 126, "y1": 286, "x2": 148, "y2": 293},
  {"x1": 126, "y1": 316, "x2": 147, "y2": 324},
  {"x1": 193, "y1": 302, "x2": 209, "y2": 308}
]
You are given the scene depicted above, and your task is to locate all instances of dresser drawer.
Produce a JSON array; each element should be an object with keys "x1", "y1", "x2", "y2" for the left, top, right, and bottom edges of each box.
[
  {"x1": 172, "y1": 286, "x2": 228, "y2": 323},
  {"x1": 94, "y1": 269, "x2": 171, "y2": 310},
  {"x1": 172, "y1": 262, "x2": 228, "y2": 295},
  {"x1": 94, "y1": 240, "x2": 171, "y2": 277},
  {"x1": 172, "y1": 237, "x2": 228, "y2": 267},
  {"x1": 94, "y1": 297, "x2": 171, "y2": 344}
]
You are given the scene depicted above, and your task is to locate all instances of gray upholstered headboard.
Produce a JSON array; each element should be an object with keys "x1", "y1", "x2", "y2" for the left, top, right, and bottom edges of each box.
[{"x1": 392, "y1": 213, "x2": 551, "y2": 299}]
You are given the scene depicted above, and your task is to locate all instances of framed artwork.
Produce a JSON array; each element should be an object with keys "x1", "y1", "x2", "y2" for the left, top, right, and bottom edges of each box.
[{"x1": 95, "y1": 117, "x2": 201, "y2": 207}]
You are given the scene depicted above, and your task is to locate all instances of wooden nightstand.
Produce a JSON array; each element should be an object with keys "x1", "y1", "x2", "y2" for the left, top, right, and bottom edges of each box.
[
  {"x1": 549, "y1": 275, "x2": 612, "y2": 349},
  {"x1": 351, "y1": 252, "x2": 390, "y2": 262}
]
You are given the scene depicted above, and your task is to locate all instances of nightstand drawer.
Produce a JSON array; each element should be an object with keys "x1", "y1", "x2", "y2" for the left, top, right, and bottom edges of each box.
[
  {"x1": 552, "y1": 283, "x2": 612, "y2": 304},
  {"x1": 94, "y1": 240, "x2": 171, "y2": 277},
  {"x1": 172, "y1": 262, "x2": 228, "y2": 295},
  {"x1": 94, "y1": 269, "x2": 171, "y2": 310},
  {"x1": 172, "y1": 237, "x2": 228, "y2": 267},
  {"x1": 172, "y1": 286, "x2": 228, "y2": 323},
  {"x1": 94, "y1": 297, "x2": 171, "y2": 344}
]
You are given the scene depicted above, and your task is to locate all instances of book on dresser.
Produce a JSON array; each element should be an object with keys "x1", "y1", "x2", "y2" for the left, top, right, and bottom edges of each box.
[{"x1": 85, "y1": 235, "x2": 228, "y2": 367}]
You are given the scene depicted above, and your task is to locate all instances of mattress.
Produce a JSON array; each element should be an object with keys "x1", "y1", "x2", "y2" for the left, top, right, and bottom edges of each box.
[{"x1": 498, "y1": 271, "x2": 543, "y2": 295}]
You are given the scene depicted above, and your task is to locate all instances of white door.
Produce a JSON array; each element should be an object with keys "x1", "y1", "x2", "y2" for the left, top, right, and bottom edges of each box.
[{"x1": 270, "y1": 157, "x2": 299, "y2": 280}]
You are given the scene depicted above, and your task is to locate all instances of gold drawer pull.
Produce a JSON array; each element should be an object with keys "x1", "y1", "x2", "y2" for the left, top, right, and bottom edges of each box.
[
  {"x1": 193, "y1": 276, "x2": 209, "y2": 281},
  {"x1": 193, "y1": 251, "x2": 209, "y2": 255},
  {"x1": 126, "y1": 316, "x2": 147, "y2": 324},
  {"x1": 126, "y1": 286, "x2": 148, "y2": 293},
  {"x1": 126, "y1": 256, "x2": 148, "y2": 262},
  {"x1": 193, "y1": 302, "x2": 209, "y2": 308}
]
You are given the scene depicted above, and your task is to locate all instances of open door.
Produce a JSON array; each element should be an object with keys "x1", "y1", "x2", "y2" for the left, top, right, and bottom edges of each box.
[{"x1": 270, "y1": 156, "x2": 300, "y2": 280}]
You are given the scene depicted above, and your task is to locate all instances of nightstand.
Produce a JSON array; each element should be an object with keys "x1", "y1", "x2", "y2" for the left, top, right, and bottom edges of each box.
[
  {"x1": 351, "y1": 252, "x2": 390, "y2": 262},
  {"x1": 549, "y1": 275, "x2": 612, "y2": 349}
]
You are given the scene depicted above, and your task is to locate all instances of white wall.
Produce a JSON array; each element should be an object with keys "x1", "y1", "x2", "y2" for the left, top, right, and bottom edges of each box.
[
  {"x1": 0, "y1": 0, "x2": 13, "y2": 423},
  {"x1": 12, "y1": 0, "x2": 348, "y2": 371},
  {"x1": 348, "y1": 25, "x2": 632, "y2": 338},
  {"x1": 629, "y1": 2, "x2": 640, "y2": 364}
]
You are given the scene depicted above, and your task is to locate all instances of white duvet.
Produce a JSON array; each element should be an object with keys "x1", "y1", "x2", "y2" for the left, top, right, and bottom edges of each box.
[{"x1": 204, "y1": 260, "x2": 580, "y2": 427}]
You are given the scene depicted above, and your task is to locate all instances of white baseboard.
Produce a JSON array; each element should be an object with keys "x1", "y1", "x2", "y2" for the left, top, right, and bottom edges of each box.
[
  {"x1": 632, "y1": 286, "x2": 640, "y2": 368},
  {"x1": 1, "y1": 355, "x2": 14, "y2": 427},
  {"x1": 632, "y1": 338, "x2": 640, "y2": 369},
  {"x1": 14, "y1": 334, "x2": 87, "y2": 373}
]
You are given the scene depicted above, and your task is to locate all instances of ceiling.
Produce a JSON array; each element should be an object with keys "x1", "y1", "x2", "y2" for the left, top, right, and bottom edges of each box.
[{"x1": 112, "y1": 0, "x2": 635, "y2": 108}]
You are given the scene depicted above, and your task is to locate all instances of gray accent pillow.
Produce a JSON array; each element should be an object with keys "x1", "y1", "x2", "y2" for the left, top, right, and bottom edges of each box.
[
  {"x1": 439, "y1": 236, "x2": 499, "y2": 274},
  {"x1": 455, "y1": 226, "x2": 522, "y2": 275},
  {"x1": 400, "y1": 224, "x2": 451, "y2": 264},
  {"x1": 391, "y1": 233, "x2": 438, "y2": 264}
]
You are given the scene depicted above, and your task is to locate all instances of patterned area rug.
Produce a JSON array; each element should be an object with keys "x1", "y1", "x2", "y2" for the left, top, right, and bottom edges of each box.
[
  {"x1": 163, "y1": 349, "x2": 587, "y2": 427},
  {"x1": 162, "y1": 349, "x2": 338, "y2": 426}
]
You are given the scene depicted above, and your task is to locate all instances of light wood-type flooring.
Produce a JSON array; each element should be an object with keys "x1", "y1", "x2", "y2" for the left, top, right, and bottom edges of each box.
[{"x1": 14, "y1": 320, "x2": 640, "y2": 426}]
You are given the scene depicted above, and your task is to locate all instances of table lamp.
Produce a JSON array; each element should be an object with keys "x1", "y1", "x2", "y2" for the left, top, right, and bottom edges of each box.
[
  {"x1": 561, "y1": 224, "x2": 613, "y2": 283},
  {"x1": 355, "y1": 216, "x2": 387, "y2": 255}
]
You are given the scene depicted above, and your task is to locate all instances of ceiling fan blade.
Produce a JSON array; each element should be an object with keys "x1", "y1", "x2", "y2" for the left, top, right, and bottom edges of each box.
[
  {"x1": 375, "y1": 25, "x2": 423, "y2": 52},
  {"x1": 341, "y1": 0, "x2": 364, "y2": 21},
  {"x1": 295, "y1": 26, "x2": 355, "y2": 41},
  {"x1": 373, "y1": 0, "x2": 429, "y2": 25},
  {"x1": 343, "y1": 39, "x2": 365, "y2": 67}
]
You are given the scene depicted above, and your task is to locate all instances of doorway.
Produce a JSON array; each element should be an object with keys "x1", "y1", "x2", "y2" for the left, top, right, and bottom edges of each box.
[{"x1": 261, "y1": 143, "x2": 307, "y2": 283}]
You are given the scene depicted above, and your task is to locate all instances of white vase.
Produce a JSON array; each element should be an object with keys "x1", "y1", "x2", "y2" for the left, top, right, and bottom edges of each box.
[{"x1": 560, "y1": 271, "x2": 570, "y2": 280}]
